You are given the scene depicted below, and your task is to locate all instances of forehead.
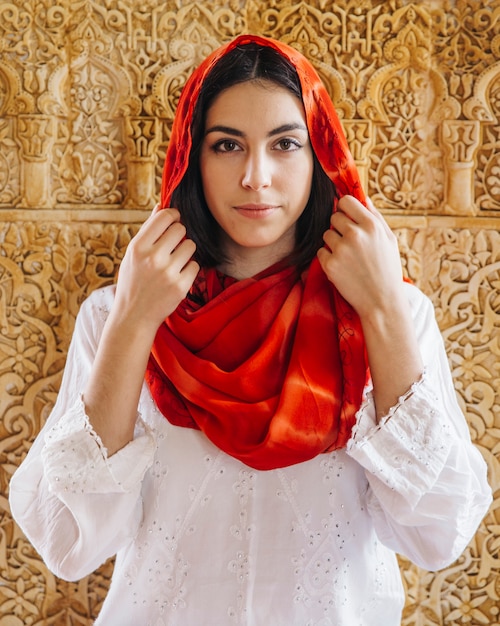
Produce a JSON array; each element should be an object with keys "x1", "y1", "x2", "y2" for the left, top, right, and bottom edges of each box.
[{"x1": 205, "y1": 80, "x2": 308, "y2": 129}]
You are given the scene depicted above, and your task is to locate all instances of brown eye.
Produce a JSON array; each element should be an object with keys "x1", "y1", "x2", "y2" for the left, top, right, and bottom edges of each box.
[
  {"x1": 214, "y1": 140, "x2": 240, "y2": 153},
  {"x1": 276, "y1": 138, "x2": 300, "y2": 151}
]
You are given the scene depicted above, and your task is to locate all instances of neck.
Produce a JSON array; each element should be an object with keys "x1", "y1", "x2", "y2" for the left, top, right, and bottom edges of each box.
[
  {"x1": 218, "y1": 234, "x2": 296, "y2": 280},
  {"x1": 218, "y1": 254, "x2": 281, "y2": 280}
]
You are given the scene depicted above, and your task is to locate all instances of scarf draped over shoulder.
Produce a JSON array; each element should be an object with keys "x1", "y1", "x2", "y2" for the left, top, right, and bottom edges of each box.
[{"x1": 145, "y1": 34, "x2": 369, "y2": 470}]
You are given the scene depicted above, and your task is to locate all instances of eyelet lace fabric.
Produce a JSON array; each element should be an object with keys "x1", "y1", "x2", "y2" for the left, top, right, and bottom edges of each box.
[
  {"x1": 348, "y1": 368, "x2": 454, "y2": 508},
  {"x1": 42, "y1": 395, "x2": 155, "y2": 494},
  {"x1": 8, "y1": 283, "x2": 492, "y2": 625}
]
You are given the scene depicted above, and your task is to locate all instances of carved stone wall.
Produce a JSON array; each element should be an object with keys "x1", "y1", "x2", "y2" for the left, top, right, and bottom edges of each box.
[{"x1": 0, "y1": 1, "x2": 499, "y2": 624}]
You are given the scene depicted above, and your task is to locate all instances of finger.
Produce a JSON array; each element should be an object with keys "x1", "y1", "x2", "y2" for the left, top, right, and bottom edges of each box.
[
  {"x1": 143, "y1": 202, "x2": 163, "y2": 225},
  {"x1": 338, "y1": 194, "x2": 386, "y2": 226},
  {"x1": 165, "y1": 241, "x2": 199, "y2": 289},
  {"x1": 337, "y1": 194, "x2": 393, "y2": 238},
  {"x1": 365, "y1": 196, "x2": 385, "y2": 222},
  {"x1": 137, "y1": 208, "x2": 182, "y2": 247},
  {"x1": 168, "y1": 237, "x2": 196, "y2": 268},
  {"x1": 317, "y1": 246, "x2": 340, "y2": 284},
  {"x1": 336, "y1": 195, "x2": 366, "y2": 223},
  {"x1": 365, "y1": 196, "x2": 377, "y2": 213},
  {"x1": 317, "y1": 246, "x2": 332, "y2": 266},
  {"x1": 177, "y1": 259, "x2": 201, "y2": 299},
  {"x1": 330, "y1": 207, "x2": 359, "y2": 236},
  {"x1": 365, "y1": 196, "x2": 394, "y2": 236},
  {"x1": 153, "y1": 220, "x2": 189, "y2": 255},
  {"x1": 181, "y1": 259, "x2": 200, "y2": 282}
]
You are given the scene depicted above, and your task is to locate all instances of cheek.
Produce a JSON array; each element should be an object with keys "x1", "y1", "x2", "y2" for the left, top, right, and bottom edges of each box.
[{"x1": 289, "y1": 157, "x2": 314, "y2": 204}]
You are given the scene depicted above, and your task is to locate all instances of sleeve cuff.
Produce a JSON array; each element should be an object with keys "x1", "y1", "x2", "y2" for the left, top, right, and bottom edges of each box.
[
  {"x1": 347, "y1": 371, "x2": 454, "y2": 508},
  {"x1": 41, "y1": 395, "x2": 156, "y2": 495}
]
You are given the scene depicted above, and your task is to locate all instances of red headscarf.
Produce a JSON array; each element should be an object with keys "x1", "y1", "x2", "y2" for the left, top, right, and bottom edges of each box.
[{"x1": 145, "y1": 35, "x2": 369, "y2": 470}]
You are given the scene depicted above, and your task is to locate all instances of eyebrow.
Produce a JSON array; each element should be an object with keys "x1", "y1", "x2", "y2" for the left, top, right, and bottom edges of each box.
[{"x1": 204, "y1": 123, "x2": 308, "y2": 137}]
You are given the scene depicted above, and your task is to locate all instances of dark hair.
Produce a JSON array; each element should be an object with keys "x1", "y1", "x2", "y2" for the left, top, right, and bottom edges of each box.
[{"x1": 170, "y1": 43, "x2": 337, "y2": 269}]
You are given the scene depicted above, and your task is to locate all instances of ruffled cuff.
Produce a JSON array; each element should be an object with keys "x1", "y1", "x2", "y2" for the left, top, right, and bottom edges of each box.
[
  {"x1": 346, "y1": 371, "x2": 454, "y2": 508},
  {"x1": 41, "y1": 396, "x2": 155, "y2": 495}
]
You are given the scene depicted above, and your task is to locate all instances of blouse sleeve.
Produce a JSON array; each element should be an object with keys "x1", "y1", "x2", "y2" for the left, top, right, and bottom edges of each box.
[
  {"x1": 346, "y1": 284, "x2": 492, "y2": 571},
  {"x1": 9, "y1": 287, "x2": 156, "y2": 581}
]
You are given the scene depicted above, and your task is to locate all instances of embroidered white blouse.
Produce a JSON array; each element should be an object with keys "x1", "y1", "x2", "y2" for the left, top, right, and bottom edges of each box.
[{"x1": 9, "y1": 283, "x2": 492, "y2": 626}]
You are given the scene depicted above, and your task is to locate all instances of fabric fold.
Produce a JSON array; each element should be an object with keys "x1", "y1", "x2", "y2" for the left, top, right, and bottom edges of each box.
[{"x1": 145, "y1": 35, "x2": 370, "y2": 470}]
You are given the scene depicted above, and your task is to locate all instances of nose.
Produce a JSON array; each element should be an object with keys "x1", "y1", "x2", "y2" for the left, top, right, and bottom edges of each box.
[{"x1": 241, "y1": 150, "x2": 272, "y2": 190}]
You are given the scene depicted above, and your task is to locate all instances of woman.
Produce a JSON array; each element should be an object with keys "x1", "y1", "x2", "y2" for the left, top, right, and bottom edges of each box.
[{"x1": 9, "y1": 35, "x2": 491, "y2": 625}]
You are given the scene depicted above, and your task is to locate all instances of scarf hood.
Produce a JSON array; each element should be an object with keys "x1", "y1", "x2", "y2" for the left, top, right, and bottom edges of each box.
[{"x1": 146, "y1": 34, "x2": 369, "y2": 470}]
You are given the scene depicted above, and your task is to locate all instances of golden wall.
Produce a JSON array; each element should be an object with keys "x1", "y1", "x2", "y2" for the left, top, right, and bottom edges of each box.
[{"x1": 0, "y1": 0, "x2": 499, "y2": 624}]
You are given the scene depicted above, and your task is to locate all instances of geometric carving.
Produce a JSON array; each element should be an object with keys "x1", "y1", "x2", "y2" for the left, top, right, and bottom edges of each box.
[
  {"x1": 360, "y1": 6, "x2": 459, "y2": 213},
  {"x1": 420, "y1": 228, "x2": 500, "y2": 448},
  {"x1": 0, "y1": 118, "x2": 20, "y2": 206},
  {"x1": 17, "y1": 115, "x2": 55, "y2": 208},
  {"x1": 124, "y1": 116, "x2": 161, "y2": 208},
  {"x1": 343, "y1": 120, "x2": 375, "y2": 194},
  {"x1": 468, "y1": 66, "x2": 500, "y2": 212},
  {"x1": 0, "y1": 220, "x2": 137, "y2": 623},
  {"x1": 53, "y1": 53, "x2": 131, "y2": 206},
  {"x1": 441, "y1": 121, "x2": 480, "y2": 216},
  {"x1": 0, "y1": 62, "x2": 21, "y2": 206},
  {"x1": 399, "y1": 226, "x2": 500, "y2": 626}
]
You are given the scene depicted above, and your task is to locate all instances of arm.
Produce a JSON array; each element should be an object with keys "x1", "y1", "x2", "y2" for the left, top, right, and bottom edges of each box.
[
  {"x1": 84, "y1": 206, "x2": 199, "y2": 454},
  {"x1": 347, "y1": 286, "x2": 492, "y2": 570},
  {"x1": 317, "y1": 197, "x2": 491, "y2": 569},
  {"x1": 317, "y1": 195, "x2": 423, "y2": 421},
  {"x1": 9, "y1": 289, "x2": 155, "y2": 580},
  {"x1": 9, "y1": 207, "x2": 199, "y2": 581}
]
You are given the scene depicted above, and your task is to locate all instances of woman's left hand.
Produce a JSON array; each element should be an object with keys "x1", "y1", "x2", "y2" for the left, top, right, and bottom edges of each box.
[
  {"x1": 318, "y1": 194, "x2": 424, "y2": 420},
  {"x1": 317, "y1": 195, "x2": 404, "y2": 320}
]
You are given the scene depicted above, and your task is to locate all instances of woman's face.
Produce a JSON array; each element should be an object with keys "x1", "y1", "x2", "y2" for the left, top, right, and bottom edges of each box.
[{"x1": 200, "y1": 80, "x2": 314, "y2": 267}]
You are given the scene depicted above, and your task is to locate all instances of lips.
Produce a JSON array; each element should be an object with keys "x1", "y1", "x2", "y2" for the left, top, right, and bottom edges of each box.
[{"x1": 234, "y1": 204, "x2": 280, "y2": 218}]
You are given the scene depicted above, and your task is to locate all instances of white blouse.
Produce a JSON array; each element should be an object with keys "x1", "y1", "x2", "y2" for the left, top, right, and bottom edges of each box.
[{"x1": 9, "y1": 283, "x2": 492, "y2": 626}]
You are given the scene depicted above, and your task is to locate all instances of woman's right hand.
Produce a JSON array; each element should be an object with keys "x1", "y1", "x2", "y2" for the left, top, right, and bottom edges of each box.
[
  {"x1": 82, "y1": 206, "x2": 199, "y2": 454},
  {"x1": 112, "y1": 205, "x2": 199, "y2": 334}
]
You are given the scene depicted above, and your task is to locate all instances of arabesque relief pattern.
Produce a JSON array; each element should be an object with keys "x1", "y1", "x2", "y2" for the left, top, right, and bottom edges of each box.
[{"x1": 0, "y1": 1, "x2": 499, "y2": 624}]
